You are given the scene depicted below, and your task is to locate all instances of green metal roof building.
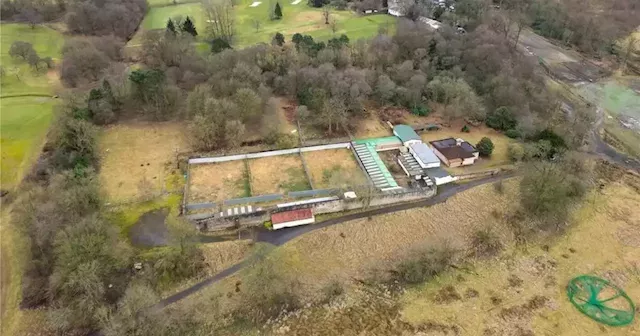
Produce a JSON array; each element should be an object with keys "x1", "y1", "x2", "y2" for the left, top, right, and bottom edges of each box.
[{"x1": 393, "y1": 124, "x2": 421, "y2": 144}]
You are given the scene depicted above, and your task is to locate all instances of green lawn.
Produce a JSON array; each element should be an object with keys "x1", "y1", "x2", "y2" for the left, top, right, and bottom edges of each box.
[
  {"x1": 138, "y1": 0, "x2": 395, "y2": 47},
  {"x1": 0, "y1": 23, "x2": 63, "y2": 189}
]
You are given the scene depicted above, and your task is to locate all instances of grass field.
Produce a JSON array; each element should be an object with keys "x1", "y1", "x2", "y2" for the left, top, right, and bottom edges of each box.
[
  {"x1": 401, "y1": 180, "x2": 640, "y2": 336},
  {"x1": 303, "y1": 149, "x2": 366, "y2": 189},
  {"x1": 189, "y1": 161, "x2": 250, "y2": 202},
  {"x1": 138, "y1": 0, "x2": 395, "y2": 47},
  {"x1": 248, "y1": 154, "x2": 310, "y2": 194},
  {"x1": 98, "y1": 122, "x2": 189, "y2": 202},
  {"x1": 0, "y1": 24, "x2": 64, "y2": 189},
  {"x1": 0, "y1": 97, "x2": 55, "y2": 188},
  {"x1": 0, "y1": 24, "x2": 65, "y2": 97}
]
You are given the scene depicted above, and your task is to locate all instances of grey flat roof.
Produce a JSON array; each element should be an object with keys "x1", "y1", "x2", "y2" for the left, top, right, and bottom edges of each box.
[
  {"x1": 409, "y1": 142, "x2": 440, "y2": 164},
  {"x1": 425, "y1": 167, "x2": 451, "y2": 179}
]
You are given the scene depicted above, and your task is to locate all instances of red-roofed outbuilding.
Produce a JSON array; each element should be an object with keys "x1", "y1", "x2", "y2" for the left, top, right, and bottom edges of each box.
[{"x1": 271, "y1": 208, "x2": 315, "y2": 230}]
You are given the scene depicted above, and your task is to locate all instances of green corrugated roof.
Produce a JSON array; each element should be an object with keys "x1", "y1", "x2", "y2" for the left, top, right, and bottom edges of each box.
[
  {"x1": 353, "y1": 136, "x2": 401, "y2": 145},
  {"x1": 393, "y1": 125, "x2": 421, "y2": 143}
]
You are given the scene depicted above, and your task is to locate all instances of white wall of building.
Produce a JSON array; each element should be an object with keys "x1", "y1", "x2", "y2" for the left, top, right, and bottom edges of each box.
[{"x1": 273, "y1": 216, "x2": 315, "y2": 230}]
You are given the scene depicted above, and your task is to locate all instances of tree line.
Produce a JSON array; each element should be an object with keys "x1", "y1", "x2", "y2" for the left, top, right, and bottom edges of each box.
[{"x1": 1, "y1": 0, "x2": 147, "y2": 40}]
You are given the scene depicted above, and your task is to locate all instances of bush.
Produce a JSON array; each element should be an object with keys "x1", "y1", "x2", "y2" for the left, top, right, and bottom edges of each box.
[
  {"x1": 493, "y1": 180, "x2": 504, "y2": 194},
  {"x1": 476, "y1": 137, "x2": 494, "y2": 157},
  {"x1": 461, "y1": 125, "x2": 470, "y2": 133},
  {"x1": 239, "y1": 261, "x2": 300, "y2": 323},
  {"x1": 470, "y1": 227, "x2": 503, "y2": 258},
  {"x1": 274, "y1": 133, "x2": 298, "y2": 149},
  {"x1": 321, "y1": 280, "x2": 344, "y2": 302},
  {"x1": 395, "y1": 244, "x2": 457, "y2": 284},
  {"x1": 505, "y1": 129, "x2": 522, "y2": 139},
  {"x1": 486, "y1": 106, "x2": 517, "y2": 131},
  {"x1": 411, "y1": 105, "x2": 430, "y2": 116},
  {"x1": 507, "y1": 143, "x2": 524, "y2": 162}
]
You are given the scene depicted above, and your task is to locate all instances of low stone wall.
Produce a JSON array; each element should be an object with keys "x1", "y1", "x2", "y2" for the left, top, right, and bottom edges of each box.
[{"x1": 314, "y1": 187, "x2": 436, "y2": 214}]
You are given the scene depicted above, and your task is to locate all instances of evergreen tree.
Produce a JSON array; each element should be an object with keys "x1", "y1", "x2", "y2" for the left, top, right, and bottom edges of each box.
[
  {"x1": 273, "y1": 32, "x2": 285, "y2": 46},
  {"x1": 274, "y1": 2, "x2": 283, "y2": 19},
  {"x1": 166, "y1": 18, "x2": 177, "y2": 35},
  {"x1": 182, "y1": 16, "x2": 198, "y2": 37}
]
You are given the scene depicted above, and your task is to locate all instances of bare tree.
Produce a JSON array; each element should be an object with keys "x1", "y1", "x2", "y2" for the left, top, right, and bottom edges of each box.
[
  {"x1": 252, "y1": 18, "x2": 261, "y2": 33},
  {"x1": 323, "y1": 6, "x2": 330, "y2": 24},
  {"x1": 329, "y1": 18, "x2": 338, "y2": 34},
  {"x1": 202, "y1": 0, "x2": 235, "y2": 43}
]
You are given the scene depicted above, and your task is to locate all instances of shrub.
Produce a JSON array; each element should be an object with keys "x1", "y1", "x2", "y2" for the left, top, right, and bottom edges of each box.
[
  {"x1": 461, "y1": 125, "x2": 470, "y2": 133},
  {"x1": 476, "y1": 137, "x2": 494, "y2": 157},
  {"x1": 395, "y1": 244, "x2": 457, "y2": 284},
  {"x1": 321, "y1": 280, "x2": 344, "y2": 302},
  {"x1": 507, "y1": 143, "x2": 524, "y2": 162},
  {"x1": 274, "y1": 133, "x2": 298, "y2": 149},
  {"x1": 470, "y1": 227, "x2": 503, "y2": 258},
  {"x1": 505, "y1": 129, "x2": 522, "y2": 139},
  {"x1": 493, "y1": 180, "x2": 504, "y2": 194},
  {"x1": 272, "y1": 32, "x2": 285, "y2": 46},
  {"x1": 411, "y1": 105, "x2": 430, "y2": 116}
]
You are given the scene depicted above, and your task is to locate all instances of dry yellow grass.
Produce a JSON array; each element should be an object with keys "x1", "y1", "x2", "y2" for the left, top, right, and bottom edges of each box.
[
  {"x1": 248, "y1": 155, "x2": 310, "y2": 195},
  {"x1": 99, "y1": 122, "x2": 189, "y2": 202},
  {"x1": 303, "y1": 149, "x2": 366, "y2": 189},
  {"x1": 201, "y1": 240, "x2": 253, "y2": 276},
  {"x1": 189, "y1": 161, "x2": 247, "y2": 202},
  {"x1": 354, "y1": 114, "x2": 393, "y2": 138},
  {"x1": 263, "y1": 179, "x2": 519, "y2": 293},
  {"x1": 401, "y1": 181, "x2": 640, "y2": 336},
  {"x1": 421, "y1": 125, "x2": 516, "y2": 173}
]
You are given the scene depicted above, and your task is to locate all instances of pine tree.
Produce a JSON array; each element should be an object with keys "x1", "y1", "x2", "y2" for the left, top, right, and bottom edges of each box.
[
  {"x1": 166, "y1": 18, "x2": 177, "y2": 35},
  {"x1": 182, "y1": 16, "x2": 198, "y2": 37},
  {"x1": 274, "y1": 2, "x2": 283, "y2": 20}
]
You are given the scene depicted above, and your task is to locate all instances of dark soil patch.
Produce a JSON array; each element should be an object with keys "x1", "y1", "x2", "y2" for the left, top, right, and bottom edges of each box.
[
  {"x1": 508, "y1": 274, "x2": 524, "y2": 288},
  {"x1": 499, "y1": 295, "x2": 549, "y2": 320},
  {"x1": 433, "y1": 285, "x2": 462, "y2": 304},
  {"x1": 464, "y1": 288, "x2": 479, "y2": 298},
  {"x1": 130, "y1": 209, "x2": 169, "y2": 247}
]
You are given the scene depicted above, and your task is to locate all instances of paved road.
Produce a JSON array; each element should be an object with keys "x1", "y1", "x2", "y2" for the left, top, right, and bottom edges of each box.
[{"x1": 151, "y1": 172, "x2": 514, "y2": 310}]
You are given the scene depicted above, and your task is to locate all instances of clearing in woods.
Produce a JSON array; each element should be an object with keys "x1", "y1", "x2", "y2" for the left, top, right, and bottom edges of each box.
[
  {"x1": 248, "y1": 154, "x2": 310, "y2": 195},
  {"x1": 98, "y1": 122, "x2": 189, "y2": 202},
  {"x1": 137, "y1": 0, "x2": 395, "y2": 48},
  {"x1": 303, "y1": 149, "x2": 367, "y2": 189},
  {"x1": 189, "y1": 161, "x2": 250, "y2": 202}
]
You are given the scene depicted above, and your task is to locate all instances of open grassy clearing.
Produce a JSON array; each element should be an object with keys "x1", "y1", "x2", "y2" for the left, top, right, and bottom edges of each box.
[
  {"x1": 0, "y1": 23, "x2": 64, "y2": 96},
  {"x1": 401, "y1": 180, "x2": 640, "y2": 336},
  {"x1": 136, "y1": 0, "x2": 394, "y2": 48},
  {"x1": 188, "y1": 160, "x2": 250, "y2": 202},
  {"x1": 248, "y1": 154, "x2": 310, "y2": 195},
  {"x1": 98, "y1": 122, "x2": 189, "y2": 202},
  {"x1": 0, "y1": 97, "x2": 55, "y2": 188},
  {"x1": 303, "y1": 149, "x2": 366, "y2": 189},
  {"x1": 0, "y1": 23, "x2": 64, "y2": 189}
]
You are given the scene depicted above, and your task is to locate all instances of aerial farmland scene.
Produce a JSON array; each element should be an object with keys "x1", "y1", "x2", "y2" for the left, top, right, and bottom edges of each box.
[{"x1": 1, "y1": 0, "x2": 639, "y2": 335}]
